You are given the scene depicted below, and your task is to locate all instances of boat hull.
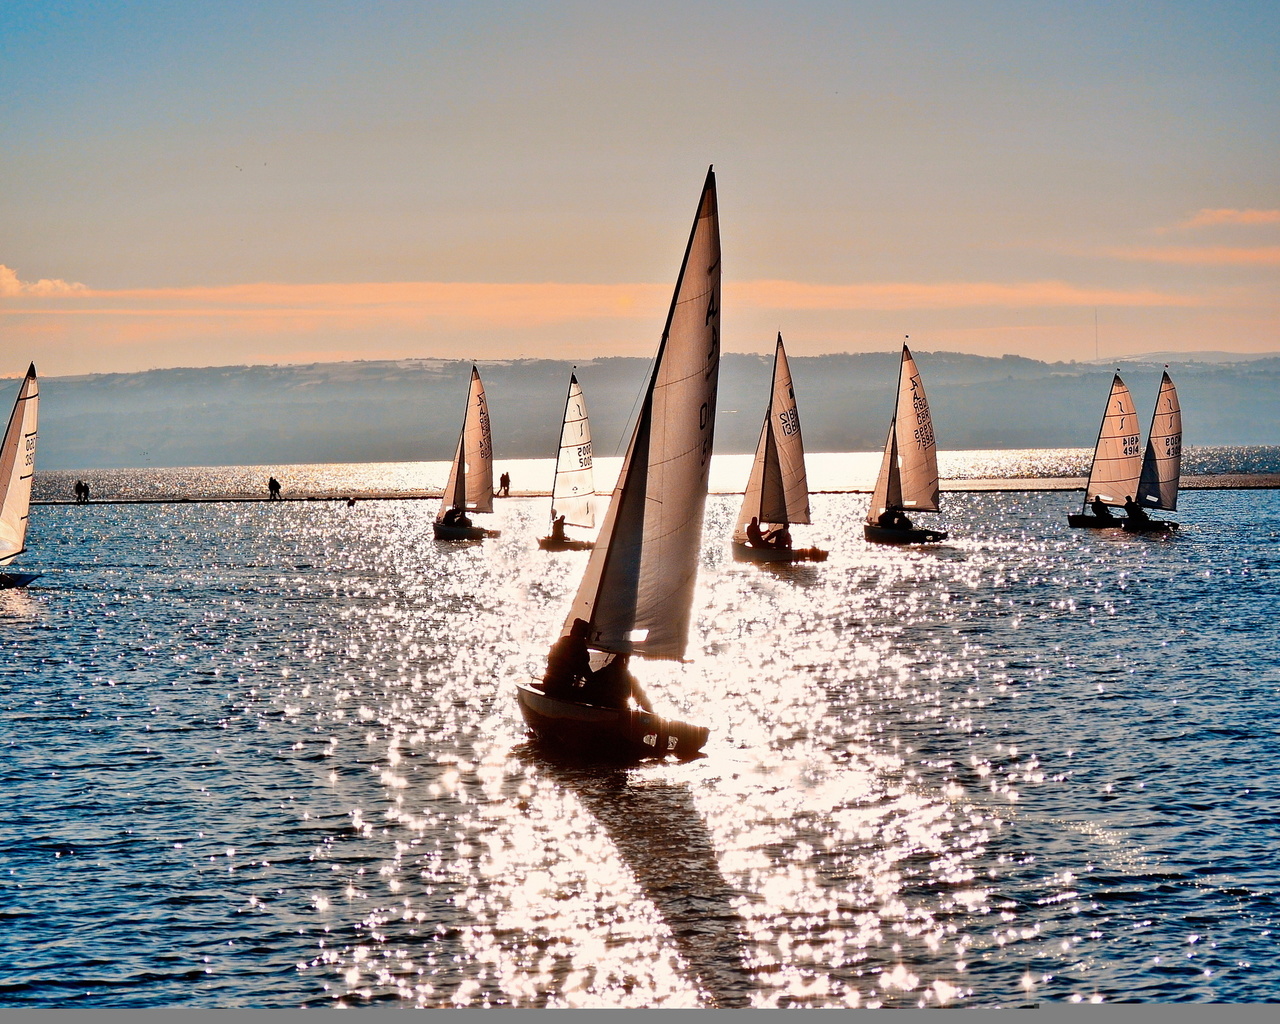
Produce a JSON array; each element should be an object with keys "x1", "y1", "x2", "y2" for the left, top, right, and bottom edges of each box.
[
  {"x1": 1067, "y1": 513, "x2": 1123, "y2": 529},
  {"x1": 515, "y1": 682, "x2": 709, "y2": 761},
  {"x1": 433, "y1": 522, "x2": 500, "y2": 541},
  {"x1": 537, "y1": 536, "x2": 594, "y2": 551},
  {"x1": 863, "y1": 523, "x2": 947, "y2": 545},
  {"x1": 731, "y1": 541, "x2": 827, "y2": 563},
  {"x1": 0, "y1": 571, "x2": 40, "y2": 589},
  {"x1": 1121, "y1": 518, "x2": 1178, "y2": 535}
]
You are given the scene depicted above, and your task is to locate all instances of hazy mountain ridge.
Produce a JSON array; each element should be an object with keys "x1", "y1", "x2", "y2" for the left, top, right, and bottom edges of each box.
[{"x1": 8, "y1": 352, "x2": 1279, "y2": 470}]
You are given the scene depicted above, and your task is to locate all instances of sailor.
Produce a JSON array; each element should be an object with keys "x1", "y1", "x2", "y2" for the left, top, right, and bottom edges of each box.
[
  {"x1": 443, "y1": 506, "x2": 472, "y2": 527},
  {"x1": 1123, "y1": 496, "x2": 1149, "y2": 524},
  {"x1": 543, "y1": 618, "x2": 593, "y2": 700},
  {"x1": 1091, "y1": 495, "x2": 1114, "y2": 519},
  {"x1": 550, "y1": 513, "x2": 567, "y2": 542},
  {"x1": 767, "y1": 523, "x2": 793, "y2": 550},
  {"x1": 746, "y1": 516, "x2": 765, "y2": 547},
  {"x1": 581, "y1": 652, "x2": 655, "y2": 713},
  {"x1": 878, "y1": 506, "x2": 912, "y2": 531}
]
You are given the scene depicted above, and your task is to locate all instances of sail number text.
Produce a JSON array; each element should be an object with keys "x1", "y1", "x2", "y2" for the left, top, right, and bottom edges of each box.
[
  {"x1": 575, "y1": 442, "x2": 592, "y2": 469},
  {"x1": 24, "y1": 434, "x2": 36, "y2": 467},
  {"x1": 1122, "y1": 433, "x2": 1140, "y2": 456},
  {"x1": 777, "y1": 408, "x2": 800, "y2": 437}
]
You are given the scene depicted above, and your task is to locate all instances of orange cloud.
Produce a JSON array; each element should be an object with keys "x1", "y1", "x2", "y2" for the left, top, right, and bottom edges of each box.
[
  {"x1": 0, "y1": 264, "x2": 86, "y2": 297},
  {"x1": 730, "y1": 279, "x2": 1201, "y2": 310},
  {"x1": 1106, "y1": 246, "x2": 1280, "y2": 266},
  {"x1": 1180, "y1": 208, "x2": 1280, "y2": 229},
  {"x1": 2, "y1": 277, "x2": 1204, "y2": 340}
]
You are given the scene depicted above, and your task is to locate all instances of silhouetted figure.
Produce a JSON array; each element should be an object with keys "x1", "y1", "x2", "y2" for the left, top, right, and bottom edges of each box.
[
  {"x1": 745, "y1": 516, "x2": 765, "y2": 547},
  {"x1": 581, "y1": 652, "x2": 655, "y2": 713},
  {"x1": 442, "y1": 506, "x2": 472, "y2": 527},
  {"x1": 767, "y1": 523, "x2": 793, "y2": 550},
  {"x1": 346, "y1": 497, "x2": 356, "y2": 507},
  {"x1": 878, "y1": 506, "x2": 912, "y2": 531},
  {"x1": 73, "y1": 480, "x2": 86, "y2": 503},
  {"x1": 498, "y1": 472, "x2": 511, "y2": 497},
  {"x1": 1091, "y1": 495, "x2": 1114, "y2": 519},
  {"x1": 82, "y1": 481, "x2": 90, "y2": 503},
  {"x1": 550, "y1": 514, "x2": 567, "y2": 542},
  {"x1": 1123, "y1": 495, "x2": 1149, "y2": 524},
  {"x1": 267, "y1": 476, "x2": 281, "y2": 500},
  {"x1": 543, "y1": 618, "x2": 593, "y2": 700}
]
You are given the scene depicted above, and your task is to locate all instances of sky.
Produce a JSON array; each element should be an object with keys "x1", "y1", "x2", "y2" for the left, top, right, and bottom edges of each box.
[{"x1": 2, "y1": 0, "x2": 1278, "y2": 377}]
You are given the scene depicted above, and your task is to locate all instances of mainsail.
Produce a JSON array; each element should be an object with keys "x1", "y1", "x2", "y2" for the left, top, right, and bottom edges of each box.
[
  {"x1": 733, "y1": 333, "x2": 810, "y2": 541},
  {"x1": 0, "y1": 364, "x2": 39, "y2": 566},
  {"x1": 550, "y1": 373, "x2": 595, "y2": 529},
  {"x1": 866, "y1": 343, "x2": 940, "y2": 523},
  {"x1": 1082, "y1": 373, "x2": 1142, "y2": 508},
  {"x1": 561, "y1": 167, "x2": 721, "y2": 660},
  {"x1": 1137, "y1": 371, "x2": 1182, "y2": 511},
  {"x1": 437, "y1": 366, "x2": 494, "y2": 520}
]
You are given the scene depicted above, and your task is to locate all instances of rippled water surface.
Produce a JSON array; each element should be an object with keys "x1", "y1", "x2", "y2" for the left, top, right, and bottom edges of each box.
[{"x1": 3, "y1": 482, "x2": 1279, "y2": 1007}]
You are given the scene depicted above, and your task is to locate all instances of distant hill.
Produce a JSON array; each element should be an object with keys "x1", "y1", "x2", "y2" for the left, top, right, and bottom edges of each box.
[{"x1": 6, "y1": 351, "x2": 1279, "y2": 469}]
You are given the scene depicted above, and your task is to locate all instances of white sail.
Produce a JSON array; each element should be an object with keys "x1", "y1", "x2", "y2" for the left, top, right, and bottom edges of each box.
[
  {"x1": 1137, "y1": 371, "x2": 1182, "y2": 511},
  {"x1": 1083, "y1": 373, "x2": 1142, "y2": 508},
  {"x1": 550, "y1": 373, "x2": 595, "y2": 529},
  {"x1": 562, "y1": 167, "x2": 721, "y2": 660},
  {"x1": 437, "y1": 366, "x2": 494, "y2": 520},
  {"x1": 866, "y1": 344, "x2": 940, "y2": 523},
  {"x1": 733, "y1": 333, "x2": 811, "y2": 541},
  {"x1": 0, "y1": 364, "x2": 39, "y2": 566}
]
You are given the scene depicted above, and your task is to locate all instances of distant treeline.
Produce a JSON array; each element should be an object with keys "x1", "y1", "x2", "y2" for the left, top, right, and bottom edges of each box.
[{"x1": 10, "y1": 352, "x2": 1280, "y2": 470}]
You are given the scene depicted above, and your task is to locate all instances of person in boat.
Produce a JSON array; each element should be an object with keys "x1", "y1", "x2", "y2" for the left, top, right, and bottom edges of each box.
[
  {"x1": 1090, "y1": 495, "x2": 1114, "y2": 519},
  {"x1": 746, "y1": 516, "x2": 766, "y2": 547},
  {"x1": 442, "y1": 506, "x2": 472, "y2": 528},
  {"x1": 268, "y1": 476, "x2": 281, "y2": 501},
  {"x1": 766, "y1": 523, "x2": 793, "y2": 550},
  {"x1": 580, "y1": 652, "x2": 655, "y2": 713},
  {"x1": 550, "y1": 513, "x2": 567, "y2": 542},
  {"x1": 542, "y1": 618, "x2": 593, "y2": 700},
  {"x1": 498, "y1": 472, "x2": 511, "y2": 497},
  {"x1": 877, "y1": 506, "x2": 913, "y2": 531},
  {"x1": 1123, "y1": 496, "x2": 1149, "y2": 524}
]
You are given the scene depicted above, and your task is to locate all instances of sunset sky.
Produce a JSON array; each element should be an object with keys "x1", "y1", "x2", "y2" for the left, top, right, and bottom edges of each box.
[{"x1": 2, "y1": 0, "x2": 1277, "y2": 376}]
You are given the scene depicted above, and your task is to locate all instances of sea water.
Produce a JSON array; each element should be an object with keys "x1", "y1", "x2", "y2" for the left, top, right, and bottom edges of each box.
[{"x1": 3, "y1": 455, "x2": 1279, "y2": 1007}]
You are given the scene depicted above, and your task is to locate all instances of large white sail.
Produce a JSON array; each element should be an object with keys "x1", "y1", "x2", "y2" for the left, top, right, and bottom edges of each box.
[
  {"x1": 1083, "y1": 373, "x2": 1142, "y2": 508},
  {"x1": 550, "y1": 373, "x2": 595, "y2": 529},
  {"x1": 734, "y1": 333, "x2": 811, "y2": 540},
  {"x1": 562, "y1": 167, "x2": 721, "y2": 660},
  {"x1": 866, "y1": 344, "x2": 940, "y2": 523},
  {"x1": 437, "y1": 366, "x2": 494, "y2": 520},
  {"x1": 1137, "y1": 371, "x2": 1182, "y2": 511},
  {"x1": 0, "y1": 364, "x2": 39, "y2": 566}
]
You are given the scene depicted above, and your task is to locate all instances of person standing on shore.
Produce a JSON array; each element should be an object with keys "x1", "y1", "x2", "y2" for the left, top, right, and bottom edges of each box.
[
  {"x1": 268, "y1": 476, "x2": 281, "y2": 501},
  {"x1": 498, "y1": 471, "x2": 511, "y2": 497}
]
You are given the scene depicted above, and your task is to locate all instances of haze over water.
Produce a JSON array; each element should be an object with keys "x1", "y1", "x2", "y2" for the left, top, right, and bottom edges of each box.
[{"x1": 4, "y1": 453, "x2": 1279, "y2": 1007}]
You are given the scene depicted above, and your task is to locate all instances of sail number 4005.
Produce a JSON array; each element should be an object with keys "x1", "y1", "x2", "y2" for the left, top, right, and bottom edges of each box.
[{"x1": 575, "y1": 442, "x2": 592, "y2": 468}]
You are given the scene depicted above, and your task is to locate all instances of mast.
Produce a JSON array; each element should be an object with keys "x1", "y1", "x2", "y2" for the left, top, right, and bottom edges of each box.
[
  {"x1": 1082, "y1": 373, "x2": 1142, "y2": 511},
  {"x1": 1136, "y1": 370, "x2": 1182, "y2": 512},
  {"x1": 561, "y1": 167, "x2": 721, "y2": 660},
  {"x1": 734, "y1": 333, "x2": 811, "y2": 540},
  {"x1": 437, "y1": 366, "x2": 494, "y2": 520},
  {"x1": 549, "y1": 373, "x2": 595, "y2": 529},
  {"x1": 0, "y1": 363, "x2": 39, "y2": 566}
]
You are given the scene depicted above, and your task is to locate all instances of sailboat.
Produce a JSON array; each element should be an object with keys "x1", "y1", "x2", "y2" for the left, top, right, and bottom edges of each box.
[
  {"x1": 731, "y1": 333, "x2": 826, "y2": 563},
  {"x1": 1123, "y1": 370, "x2": 1181, "y2": 534},
  {"x1": 0, "y1": 363, "x2": 40, "y2": 589},
  {"x1": 516, "y1": 167, "x2": 721, "y2": 761},
  {"x1": 538, "y1": 372, "x2": 597, "y2": 551},
  {"x1": 863, "y1": 342, "x2": 947, "y2": 544},
  {"x1": 433, "y1": 365, "x2": 500, "y2": 540},
  {"x1": 1067, "y1": 373, "x2": 1142, "y2": 529}
]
